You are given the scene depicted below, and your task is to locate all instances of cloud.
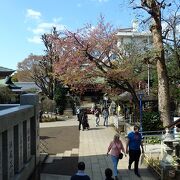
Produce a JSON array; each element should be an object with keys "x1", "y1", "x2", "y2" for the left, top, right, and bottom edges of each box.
[
  {"x1": 25, "y1": 8, "x2": 66, "y2": 44},
  {"x1": 161, "y1": 22, "x2": 168, "y2": 31},
  {"x1": 28, "y1": 21, "x2": 66, "y2": 44},
  {"x1": 26, "y1": 9, "x2": 41, "y2": 20},
  {"x1": 27, "y1": 36, "x2": 42, "y2": 44},
  {"x1": 32, "y1": 22, "x2": 66, "y2": 35},
  {"x1": 77, "y1": 3, "x2": 82, "y2": 7},
  {"x1": 92, "y1": 0, "x2": 109, "y2": 2},
  {"x1": 162, "y1": 21, "x2": 180, "y2": 33},
  {"x1": 53, "y1": 17, "x2": 63, "y2": 23},
  {"x1": 177, "y1": 24, "x2": 180, "y2": 33},
  {"x1": 98, "y1": 0, "x2": 109, "y2": 2}
]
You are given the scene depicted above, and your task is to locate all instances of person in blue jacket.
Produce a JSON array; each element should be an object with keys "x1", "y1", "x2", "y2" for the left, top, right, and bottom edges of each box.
[
  {"x1": 71, "y1": 162, "x2": 90, "y2": 180},
  {"x1": 126, "y1": 125, "x2": 144, "y2": 178}
]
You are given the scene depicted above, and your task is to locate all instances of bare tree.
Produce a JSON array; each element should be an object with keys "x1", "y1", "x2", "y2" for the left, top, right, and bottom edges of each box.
[
  {"x1": 162, "y1": 1, "x2": 180, "y2": 68},
  {"x1": 131, "y1": 0, "x2": 173, "y2": 126}
]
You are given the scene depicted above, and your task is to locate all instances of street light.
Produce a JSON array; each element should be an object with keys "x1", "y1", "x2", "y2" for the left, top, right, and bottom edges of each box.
[
  {"x1": 138, "y1": 93, "x2": 144, "y2": 132},
  {"x1": 147, "y1": 64, "x2": 150, "y2": 96}
]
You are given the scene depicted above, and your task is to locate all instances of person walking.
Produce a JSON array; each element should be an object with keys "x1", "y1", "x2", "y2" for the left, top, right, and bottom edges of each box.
[
  {"x1": 94, "y1": 108, "x2": 100, "y2": 126},
  {"x1": 126, "y1": 125, "x2": 144, "y2": 178},
  {"x1": 102, "y1": 108, "x2": 109, "y2": 127},
  {"x1": 76, "y1": 106, "x2": 81, "y2": 120},
  {"x1": 71, "y1": 161, "x2": 90, "y2": 180},
  {"x1": 78, "y1": 109, "x2": 84, "y2": 130},
  {"x1": 81, "y1": 109, "x2": 90, "y2": 130},
  {"x1": 105, "y1": 168, "x2": 114, "y2": 180},
  {"x1": 107, "y1": 134, "x2": 125, "y2": 180}
]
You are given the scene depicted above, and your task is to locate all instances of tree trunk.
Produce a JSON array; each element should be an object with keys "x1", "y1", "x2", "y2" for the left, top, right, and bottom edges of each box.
[
  {"x1": 151, "y1": 22, "x2": 171, "y2": 126},
  {"x1": 126, "y1": 82, "x2": 140, "y2": 123}
]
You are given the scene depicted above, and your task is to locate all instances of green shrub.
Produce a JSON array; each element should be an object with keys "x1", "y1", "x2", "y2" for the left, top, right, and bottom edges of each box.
[
  {"x1": 0, "y1": 85, "x2": 16, "y2": 103},
  {"x1": 142, "y1": 111, "x2": 163, "y2": 132},
  {"x1": 41, "y1": 98, "x2": 56, "y2": 113},
  {"x1": 54, "y1": 85, "x2": 66, "y2": 114},
  {"x1": 146, "y1": 136, "x2": 161, "y2": 144}
]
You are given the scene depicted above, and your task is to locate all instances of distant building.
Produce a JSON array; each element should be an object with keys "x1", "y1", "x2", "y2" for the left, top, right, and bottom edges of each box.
[
  {"x1": 0, "y1": 66, "x2": 15, "y2": 79},
  {"x1": 0, "y1": 66, "x2": 41, "y2": 94},
  {"x1": 15, "y1": 82, "x2": 41, "y2": 92},
  {"x1": 0, "y1": 66, "x2": 21, "y2": 90},
  {"x1": 117, "y1": 20, "x2": 153, "y2": 94},
  {"x1": 117, "y1": 20, "x2": 153, "y2": 50}
]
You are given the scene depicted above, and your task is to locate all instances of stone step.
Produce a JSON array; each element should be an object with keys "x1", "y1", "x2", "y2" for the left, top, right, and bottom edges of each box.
[
  {"x1": 41, "y1": 173, "x2": 70, "y2": 180},
  {"x1": 44, "y1": 148, "x2": 79, "y2": 164},
  {"x1": 71, "y1": 148, "x2": 79, "y2": 155},
  {"x1": 45, "y1": 155, "x2": 55, "y2": 163},
  {"x1": 40, "y1": 153, "x2": 48, "y2": 163},
  {"x1": 63, "y1": 150, "x2": 71, "y2": 157},
  {"x1": 55, "y1": 153, "x2": 63, "y2": 160},
  {"x1": 45, "y1": 154, "x2": 63, "y2": 163}
]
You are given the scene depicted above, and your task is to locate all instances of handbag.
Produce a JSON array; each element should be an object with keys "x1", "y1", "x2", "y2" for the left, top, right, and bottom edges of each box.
[
  {"x1": 118, "y1": 152, "x2": 123, "y2": 159},
  {"x1": 115, "y1": 142, "x2": 123, "y2": 159}
]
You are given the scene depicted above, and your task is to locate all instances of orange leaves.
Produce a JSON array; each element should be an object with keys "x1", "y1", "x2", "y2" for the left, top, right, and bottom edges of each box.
[
  {"x1": 106, "y1": 64, "x2": 134, "y2": 81},
  {"x1": 43, "y1": 17, "x2": 140, "y2": 96}
]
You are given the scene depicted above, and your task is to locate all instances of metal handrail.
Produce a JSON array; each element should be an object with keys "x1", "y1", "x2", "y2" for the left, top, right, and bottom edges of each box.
[{"x1": 40, "y1": 139, "x2": 48, "y2": 153}]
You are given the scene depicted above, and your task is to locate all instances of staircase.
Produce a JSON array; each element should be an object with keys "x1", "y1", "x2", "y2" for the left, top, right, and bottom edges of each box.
[
  {"x1": 40, "y1": 148, "x2": 79, "y2": 180},
  {"x1": 44, "y1": 148, "x2": 79, "y2": 163}
]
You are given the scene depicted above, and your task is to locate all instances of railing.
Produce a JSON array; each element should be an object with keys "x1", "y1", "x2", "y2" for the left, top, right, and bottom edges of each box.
[
  {"x1": 113, "y1": 115, "x2": 126, "y2": 132},
  {"x1": 141, "y1": 130, "x2": 180, "y2": 178},
  {"x1": 0, "y1": 94, "x2": 39, "y2": 180},
  {"x1": 140, "y1": 131, "x2": 163, "y2": 177},
  {"x1": 144, "y1": 154, "x2": 162, "y2": 177},
  {"x1": 40, "y1": 139, "x2": 48, "y2": 153}
]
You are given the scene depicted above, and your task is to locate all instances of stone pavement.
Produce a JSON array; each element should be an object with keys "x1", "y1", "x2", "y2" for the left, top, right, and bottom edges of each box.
[{"x1": 40, "y1": 115, "x2": 159, "y2": 180}]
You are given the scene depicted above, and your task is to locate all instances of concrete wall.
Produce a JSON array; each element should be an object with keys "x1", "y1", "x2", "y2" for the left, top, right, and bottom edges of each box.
[
  {"x1": 0, "y1": 104, "x2": 19, "y2": 111},
  {"x1": 0, "y1": 94, "x2": 39, "y2": 180}
]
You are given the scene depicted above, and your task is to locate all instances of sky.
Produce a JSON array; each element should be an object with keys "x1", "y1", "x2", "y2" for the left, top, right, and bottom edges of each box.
[{"x1": 0, "y1": 0, "x2": 142, "y2": 70}]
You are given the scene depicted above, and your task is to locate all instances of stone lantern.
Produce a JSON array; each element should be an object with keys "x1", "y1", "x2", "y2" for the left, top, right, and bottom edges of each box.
[
  {"x1": 160, "y1": 128, "x2": 180, "y2": 179},
  {"x1": 63, "y1": 91, "x2": 73, "y2": 116}
]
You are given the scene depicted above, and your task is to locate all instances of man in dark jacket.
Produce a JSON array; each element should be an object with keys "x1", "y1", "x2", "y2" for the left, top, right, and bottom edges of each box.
[{"x1": 71, "y1": 162, "x2": 90, "y2": 180}]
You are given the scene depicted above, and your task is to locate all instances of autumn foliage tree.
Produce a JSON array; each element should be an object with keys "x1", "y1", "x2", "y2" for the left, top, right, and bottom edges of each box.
[
  {"x1": 46, "y1": 17, "x2": 151, "y2": 116},
  {"x1": 15, "y1": 54, "x2": 36, "y2": 82},
  {"x1": 16, "y1": 53, "x2": 55, "y2": 100}
]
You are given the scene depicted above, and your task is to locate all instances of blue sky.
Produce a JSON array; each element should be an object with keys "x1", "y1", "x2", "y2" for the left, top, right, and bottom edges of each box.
[{"x1": 0, "y1": 0, "x2": 139, "y2": 70}]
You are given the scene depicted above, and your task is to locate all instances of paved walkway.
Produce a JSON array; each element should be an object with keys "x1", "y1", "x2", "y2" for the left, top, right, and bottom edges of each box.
[{"x1": 40, "y1": 115, "x2": 159, "y2": 180}]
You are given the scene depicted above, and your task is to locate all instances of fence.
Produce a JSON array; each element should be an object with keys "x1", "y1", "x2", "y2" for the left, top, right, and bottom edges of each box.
[
  {"x1": 113, "y1": 115, "x2": 126, "y2": 132},
  {"x1": 141, "y1": 130, "x2": 164, "y2": 177},
  {"x1": 0, "y1": 94, "x2": 39, "y2": 180},
  {"x1": 40, "y1": 139, "x2": 48, "y2": 154},
  {"x1": 142, "y1": 130, "x2": 180, "y2": 178}
]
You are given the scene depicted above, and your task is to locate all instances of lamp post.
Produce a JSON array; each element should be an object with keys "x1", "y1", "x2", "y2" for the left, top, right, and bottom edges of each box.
[
  {"x1": 139, "y1": 93, "x2": 144, "y2": 132},
  {"x1": 147, "y1": 64, "x2": 150, "y2": 96}
]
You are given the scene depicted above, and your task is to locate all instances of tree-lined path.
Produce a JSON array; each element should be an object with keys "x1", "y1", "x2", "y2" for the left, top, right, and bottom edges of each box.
[{"x1": 40, "y1": 115, "x2": 158, "y2": 180}]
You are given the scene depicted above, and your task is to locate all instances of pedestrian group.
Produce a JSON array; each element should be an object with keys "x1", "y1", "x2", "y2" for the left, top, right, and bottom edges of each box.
[
  {"x1": 75, "y1": 105, "x2": 144, "y2": 179},
  {"x1": 71, "y1": 125, "x2": 144, "y2": 180}
]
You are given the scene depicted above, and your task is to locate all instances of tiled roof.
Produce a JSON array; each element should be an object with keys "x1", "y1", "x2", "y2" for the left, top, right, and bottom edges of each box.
[
  {"x1": 15, "y1": 82, "x2": 41, "y2": 91},
  {"x1": 0, "y1": 66, "x2": 15, "y2": 72},
  {"x1": 118, "y1": 27, "x2": 133, "y2": 32}
]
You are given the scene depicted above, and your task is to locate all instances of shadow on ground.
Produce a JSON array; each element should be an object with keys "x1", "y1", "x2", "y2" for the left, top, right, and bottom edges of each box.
[
  {"x1": 41, "y1": 156, "x2": 78, "y2": 176},
  {"x1": 40, "y1": 126, "x2": 79, "y2": 154},
  {"x1": 40, "y1": 126, "x2": 79, "y2": 176}
]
